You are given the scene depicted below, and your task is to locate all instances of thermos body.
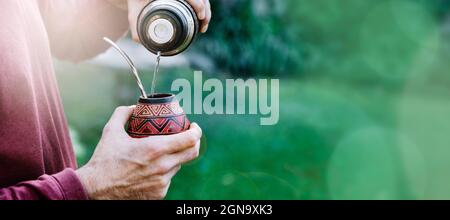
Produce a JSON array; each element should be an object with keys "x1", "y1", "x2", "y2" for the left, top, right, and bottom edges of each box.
[{"x1": 137, "y1": 0, "x2": 199, "y2": 56}]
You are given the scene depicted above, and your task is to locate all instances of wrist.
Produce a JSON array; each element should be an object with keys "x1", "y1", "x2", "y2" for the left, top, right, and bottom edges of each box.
[{"x1": 75, "y1": 165, "x2": 97, "y2": 200}]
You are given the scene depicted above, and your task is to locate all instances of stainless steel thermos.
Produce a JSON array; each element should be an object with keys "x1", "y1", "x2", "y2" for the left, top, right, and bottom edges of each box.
[{"x1": 137, "y1": 0, "x2": 199, "y2": 56}]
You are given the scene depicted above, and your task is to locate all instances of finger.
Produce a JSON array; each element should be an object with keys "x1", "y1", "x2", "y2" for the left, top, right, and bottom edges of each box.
[
  {"x1": 107, "y1": 106, "x2": 136, "y2": 129},
  {"x1": 187, "y1": 0, "x2": 206, "y2": 20},
  {"x1": 153, "y1": 165, "x2": 180, "y2": 200},
  {"x1": 169, "y1": 140, "x2": 200, "y2": 164},
  {"x1": 138, "y1": 123, "x2": 202, "y2": 157},
  {"x1": 158, "y1": 123, "x2": 202, "y2": 154},
  {"x1": 159, "y1": 165, "x2": 181, "y2": 198},
  {"x1": 152, "y1": 141, "x2": 200, "y2": 174},
  {"x1": 164, "y1": 165, "x2": 181, "y2": 180},
  {"x1": 200, "y1": 0, "x2": 211, "y2": 33},
  {"x1": 163, "y1": 141, "x2": 200, "y2": 173}
]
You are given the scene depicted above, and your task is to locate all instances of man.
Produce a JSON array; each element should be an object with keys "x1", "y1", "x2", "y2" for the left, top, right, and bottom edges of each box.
[{"x1": 0, "y1": 0, "x2": 211, "y2": 200}]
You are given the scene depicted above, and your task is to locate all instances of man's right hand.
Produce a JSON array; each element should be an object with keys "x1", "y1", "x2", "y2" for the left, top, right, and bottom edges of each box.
[{"x1": 76, "y1": 106, "x2": 202, "y2": 200}]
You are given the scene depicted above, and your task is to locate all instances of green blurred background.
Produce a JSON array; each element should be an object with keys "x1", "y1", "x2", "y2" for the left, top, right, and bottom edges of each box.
[{"x1": 55, "y1": 0, "x2": 450, "y2": 199}]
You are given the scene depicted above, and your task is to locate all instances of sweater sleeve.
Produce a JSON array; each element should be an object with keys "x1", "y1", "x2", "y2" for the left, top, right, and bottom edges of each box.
[
  {"x1": 0, "y1": 169, "x2": 89, "y2": 200},
  {"x1": 37, "y1": 0, "x2": 129, "y2": 62}
]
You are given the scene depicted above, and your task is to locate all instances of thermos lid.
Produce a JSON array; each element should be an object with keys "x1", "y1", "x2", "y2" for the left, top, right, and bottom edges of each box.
[
  {"x1": 138, "y1": 0, "x2": 199, "y2": 56},
  {"x1": 148, "y1": 19, "x2": 175, "y2": 44}
]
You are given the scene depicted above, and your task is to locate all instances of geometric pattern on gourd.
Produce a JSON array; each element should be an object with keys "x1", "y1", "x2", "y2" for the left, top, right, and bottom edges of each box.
[
  {"x1": 134, "y1": 103, "x2": 181, "y2": 117},
  {"x1": 128, "y1": 115, "x2": 189, "y2": 136},
  {"x1": 169, "y1": 102, "x2": 184, "y2": 115}
]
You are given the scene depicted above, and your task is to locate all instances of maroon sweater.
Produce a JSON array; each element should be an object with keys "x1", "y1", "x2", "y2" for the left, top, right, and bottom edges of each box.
[{"x1": 0, "y1": 0, "x2": 128, "y2": 200}]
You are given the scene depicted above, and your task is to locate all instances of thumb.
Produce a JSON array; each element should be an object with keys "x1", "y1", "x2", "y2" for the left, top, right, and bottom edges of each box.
[{"x1": 108, "y1": 106, "x2": 136, "y2": 129}]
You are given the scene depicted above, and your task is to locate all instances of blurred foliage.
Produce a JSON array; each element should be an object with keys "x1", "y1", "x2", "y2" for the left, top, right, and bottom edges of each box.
[
  {"x1": 191, "y1": 0, "x2": 304, "y2": 77},
  {"x1": 294, "y1": 0, "x2": 441, "y2": 86},
  {"x1": 417, "y1": 0, "x2": 450, "y2": 17},
  {"x1": 193, "y1": 0, "x2": 450, "y2": 87}
]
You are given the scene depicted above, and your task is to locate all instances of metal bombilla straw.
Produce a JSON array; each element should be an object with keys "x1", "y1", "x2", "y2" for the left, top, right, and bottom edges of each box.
[{"x1": 103, "y1": 37, "x2": 148, "y2": 99}]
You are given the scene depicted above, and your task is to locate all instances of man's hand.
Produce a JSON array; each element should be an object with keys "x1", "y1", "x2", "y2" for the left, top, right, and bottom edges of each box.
[
  {"x1": 76, "y1": 106, "x2": 202, "y2": 200},
  {"x1": 108, "y1": 0, "x2": 212, "y2": 41}
]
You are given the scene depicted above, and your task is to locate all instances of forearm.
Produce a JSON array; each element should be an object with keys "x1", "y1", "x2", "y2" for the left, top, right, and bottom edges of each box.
[
  {"x1": 38, "y1": 0, "x2": 129, "y2": 62},
  {"x1": 107, "y1": 0, "x2": 129, "y2": 11},
  {"x1": 0, "y1": 169, "x2": 88, "y2": 200}
]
